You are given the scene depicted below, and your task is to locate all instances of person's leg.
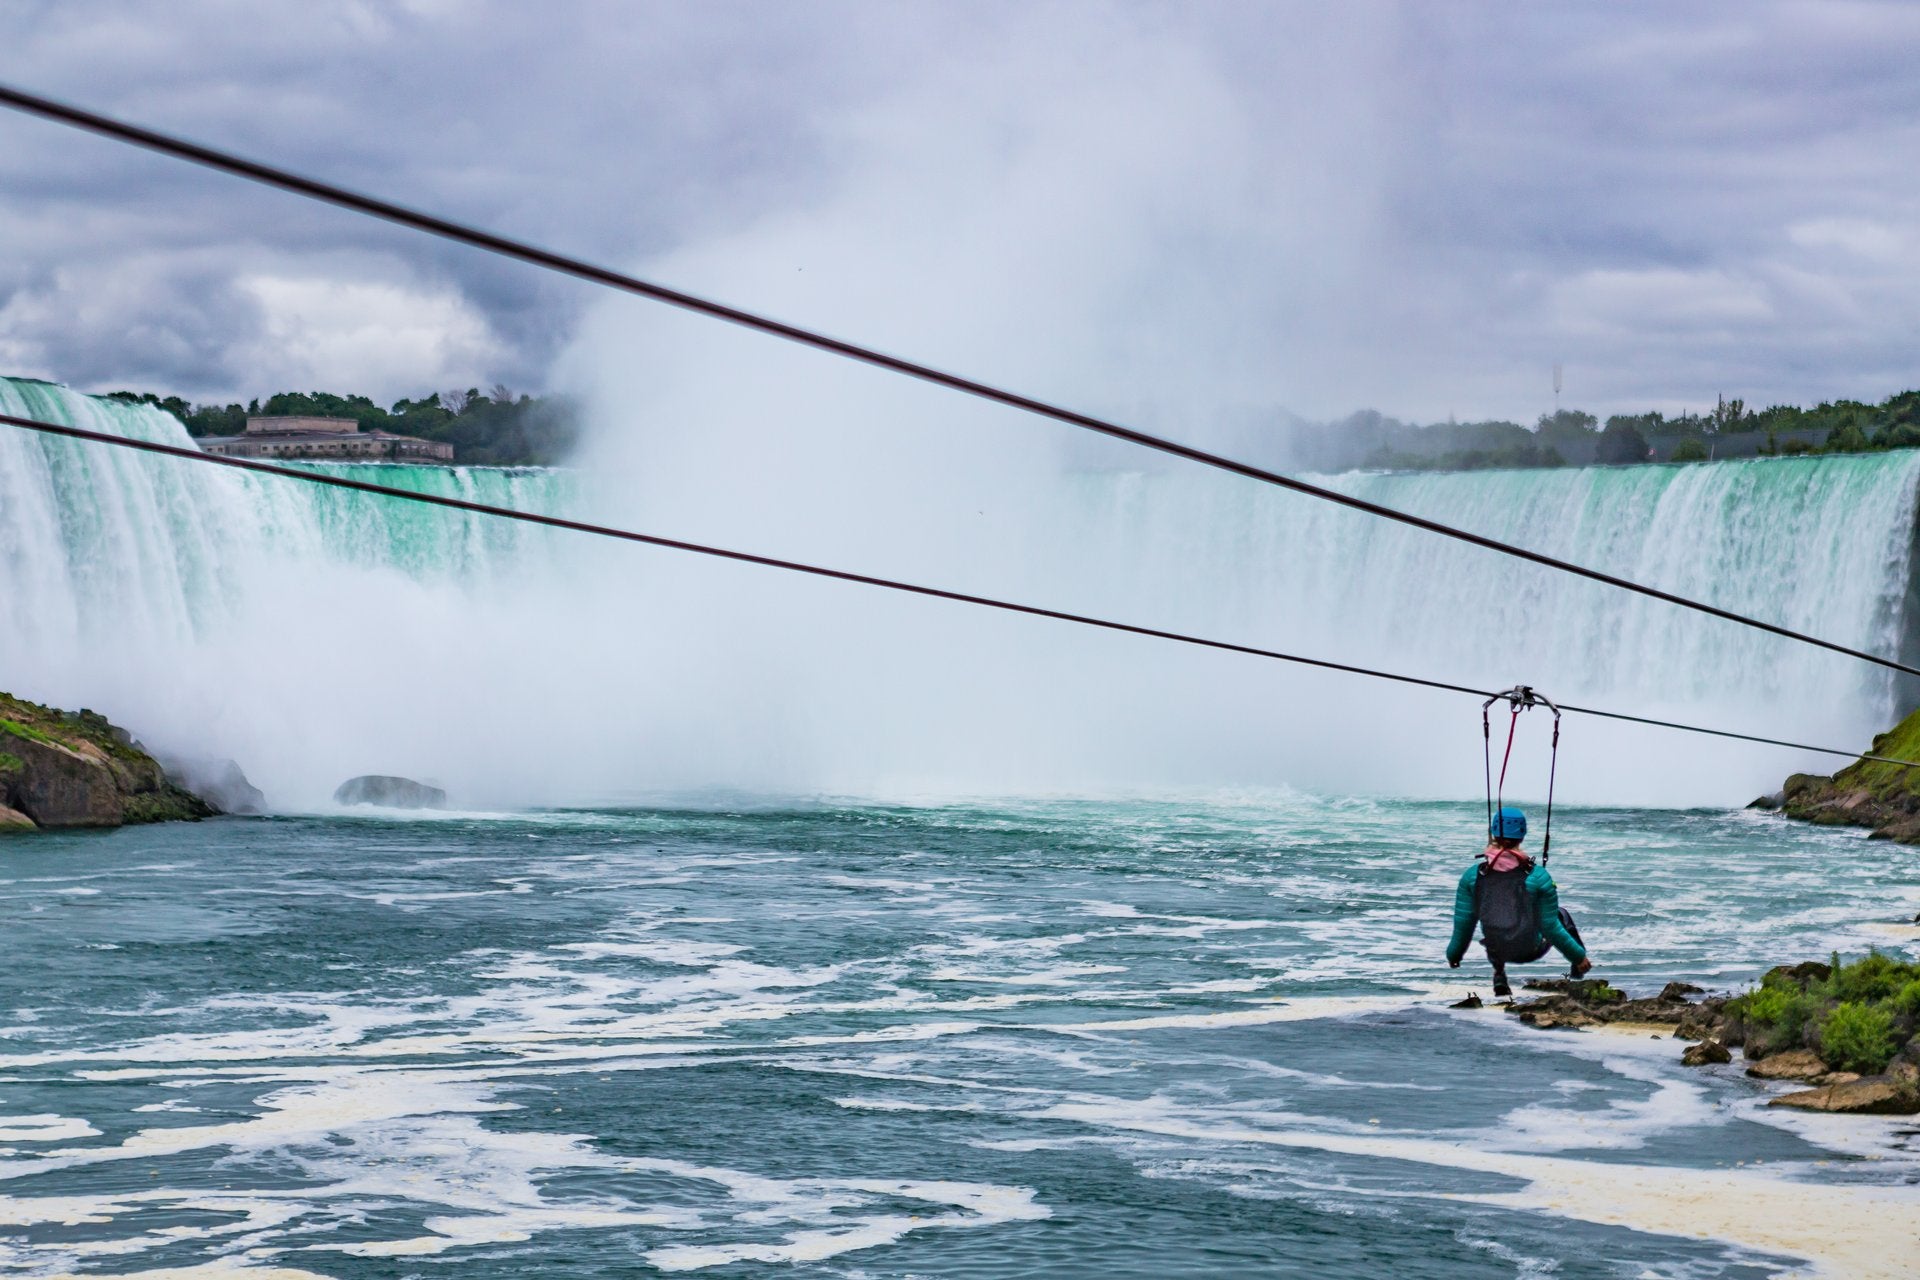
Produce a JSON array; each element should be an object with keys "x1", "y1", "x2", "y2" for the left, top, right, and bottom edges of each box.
[{"x1": 1490, "y1": 954, "x2": 1511, "y2": 999}]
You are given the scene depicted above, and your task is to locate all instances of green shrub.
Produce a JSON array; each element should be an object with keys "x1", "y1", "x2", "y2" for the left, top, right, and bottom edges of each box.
[
  {"x1": 1830, "y1": 951, "x2": 1916, "y2": 1003},
  {"x1": 1737, "y1": 983, "x2": 1822, "y2": 1054},
  {"x1": 1669, "y1": 438, "x2": 1710, "y2": 462},
  {"x1": 1819, "y1": 1002, "x2": 1897, "y2": 1074},
  {"x1": 1893, "y1": 980, "x2": 1920, "y2": 1018}
]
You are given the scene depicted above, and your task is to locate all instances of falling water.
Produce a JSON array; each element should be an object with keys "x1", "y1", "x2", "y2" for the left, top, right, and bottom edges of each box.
[{"x1": 2, "y1": 375, "x2": 1917, "y2": 807}]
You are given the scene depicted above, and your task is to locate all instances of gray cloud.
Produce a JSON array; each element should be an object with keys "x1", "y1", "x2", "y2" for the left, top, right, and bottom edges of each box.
[{"x1": 0, "y1": 1, "x2": 1917, "y2": 424}]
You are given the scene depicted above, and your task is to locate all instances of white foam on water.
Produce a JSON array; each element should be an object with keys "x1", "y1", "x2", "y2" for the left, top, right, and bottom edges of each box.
[
  {"x1": 1043, "y1": 994, "x2": 1420, "y2": 1032},
  {"x1": 0, "y1": 1115, "x2": 99, "y2": 1142},
  {"x1": 926, "y1": 962, "x2": 1128, "y2": 986},
  {"x1": 1492, "y1": 1052, "x2": 1729, "y2": 1153},
  {"x1": 1039, "y1": 1094, "x2": 1920, "y2": 1279},
  {"x1": 634, "y1": 1160, "x2": 1047, "y2": 1272}
]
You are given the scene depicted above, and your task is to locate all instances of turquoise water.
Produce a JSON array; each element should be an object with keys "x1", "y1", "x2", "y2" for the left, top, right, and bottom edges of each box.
[{"x1": 2, "y1": 798, "x2": 1916, "y2": 1277}]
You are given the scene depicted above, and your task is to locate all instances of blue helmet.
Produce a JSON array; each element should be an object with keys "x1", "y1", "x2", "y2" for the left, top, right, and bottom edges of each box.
[{"x1": 1490, "y1": 806, "x2": 1528, "y2": 841}]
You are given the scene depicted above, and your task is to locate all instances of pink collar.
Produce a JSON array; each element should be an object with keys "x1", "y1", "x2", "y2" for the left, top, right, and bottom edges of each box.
[{"x1": 1482, "y1": 844, "x2": 1531, "y2": 874}]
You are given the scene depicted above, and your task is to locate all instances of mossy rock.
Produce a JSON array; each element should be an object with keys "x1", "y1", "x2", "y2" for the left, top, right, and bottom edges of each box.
[{"x1": 0, "y1": 691, "x2": 220, "y2": 830}]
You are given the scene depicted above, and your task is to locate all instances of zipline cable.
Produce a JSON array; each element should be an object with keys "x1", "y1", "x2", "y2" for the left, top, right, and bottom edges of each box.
[
  {"x1": 2, "y1": 83, "x2": 1917, "y2": 681},
  {"x1": 4, "y1": 409, "x2": 1915, "y2": 773}
]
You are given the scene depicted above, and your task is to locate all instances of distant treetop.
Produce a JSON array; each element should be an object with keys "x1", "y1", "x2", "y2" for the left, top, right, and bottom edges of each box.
[{"x1": 101, "y1": 385, "x2": 579, "y2": 466}]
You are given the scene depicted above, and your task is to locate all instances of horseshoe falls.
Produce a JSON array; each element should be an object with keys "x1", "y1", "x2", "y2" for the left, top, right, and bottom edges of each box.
[
  {"x1": 4, "y1": 375, "x2": 1917, "y2": 807},
  {"x1": 4, "y1": 375, "x2": 1920, "y2": 1278}
]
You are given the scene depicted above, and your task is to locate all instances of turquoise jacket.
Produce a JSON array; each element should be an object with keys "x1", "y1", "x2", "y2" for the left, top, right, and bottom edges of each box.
[{"x1": 1445, "y1": 860, "x2": 1586, "y2": 966}]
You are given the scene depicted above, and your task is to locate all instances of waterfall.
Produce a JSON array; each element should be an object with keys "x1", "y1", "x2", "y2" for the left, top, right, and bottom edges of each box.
[
  {"x1": 0, "y1": 378, "x2": 569, "y2": 805},
  {"x1": 3, "y1": 375, "x2": 1917, "y2": 808}
]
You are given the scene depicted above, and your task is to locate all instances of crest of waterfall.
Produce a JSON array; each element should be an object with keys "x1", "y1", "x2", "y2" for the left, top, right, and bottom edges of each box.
[{"x1": 3, "y1": 375, "x2": 1917, "y2": 809}]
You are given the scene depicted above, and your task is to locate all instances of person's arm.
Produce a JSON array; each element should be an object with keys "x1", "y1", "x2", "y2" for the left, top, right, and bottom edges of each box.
[
  {"x1": 1446, "y1": 865, "x2": 1479, "y2": 966},
  {"x1": 1528, "y1": 867, "x2": 1588, "y2": 964}
]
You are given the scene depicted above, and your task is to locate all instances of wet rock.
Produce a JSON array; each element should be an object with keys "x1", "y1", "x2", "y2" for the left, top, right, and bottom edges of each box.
[
  {"x1": 1523, "y1": 977, "x2": 1625, "y2": 1003},
  {"x1": 1745, "y1": 1048, "x2": 1828, "y2": 1081},
  {"x1": 1763, "y1": 961, "x2": 1832, "y2": 988},
  {"x1": 1747, "y1": 792, "x2": 1784, "y2": 811},
  {"x1": 333, "y1": 775, "x2": 448, "y2": 810},
  {"x1": 159, "y1": 756, "x2": 266, "y2": 816},
  {"x1": 1681, "y1": 1040, "x2": 1731, "y2": 1066},
  {"x1": 3, "y1": 732, "x2": 125, "y2": 826},
  {"x1": 1607, "y1": 998, "x2": 1689, "y2": 1024},
  {"x1": 1811, "y1": 1072, "x2": 1862, "y2": 1086},
  {"x1": 1675, "y1": 998, "x2": 1729, "y2": 1043},
  {"x1": 0, "y1": 803, "x2": 34, "y2": 832},
  {"x1": 1509, "y1": 998, "x2": 1598, "y2": 1030},
  {"x1": 0, "y1": 695, "x2": 217, "y2": 829},
  {"x1": 1657, "y1": 981, "x2": 1705, "y2": 1002},
  {"x1": 1769, "y1": 1076, "x2": 1920, "y2": 1115},
  {"x1": 1450, "y1": 993, "x2": 1483, "y2": 1009}
]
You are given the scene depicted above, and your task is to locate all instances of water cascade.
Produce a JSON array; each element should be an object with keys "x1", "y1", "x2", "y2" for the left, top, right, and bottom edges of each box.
[{"x1": 4, "y1": 375, "x2": 1918, "y2": 808}]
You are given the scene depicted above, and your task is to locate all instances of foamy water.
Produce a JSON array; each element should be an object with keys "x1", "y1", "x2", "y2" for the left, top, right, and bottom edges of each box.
[{"x1": 0, "y1": 798, "x2": 1913, "y2": 1277}]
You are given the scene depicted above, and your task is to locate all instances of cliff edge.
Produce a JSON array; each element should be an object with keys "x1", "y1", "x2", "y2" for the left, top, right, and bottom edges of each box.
[
  {"x1": 1757, "y1": 704, "x2": 1920, "y2": 843},
  {"x1": 0, "y1": 692, "x2": 218, "y2": 831}
]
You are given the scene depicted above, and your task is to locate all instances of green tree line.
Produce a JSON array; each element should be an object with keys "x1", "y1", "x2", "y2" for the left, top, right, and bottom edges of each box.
[
  {"x1": 1354, "y1": 386, "x2": 1920, "y2": 473},
  {"x1": 101, "y1": 385, "x2": 580, "y2": 467}
]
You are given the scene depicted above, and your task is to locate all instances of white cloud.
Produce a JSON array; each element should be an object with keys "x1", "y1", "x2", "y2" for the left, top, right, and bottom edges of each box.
[{"x1": 235, "y1": 273, "x2": 503, "y2": 402}]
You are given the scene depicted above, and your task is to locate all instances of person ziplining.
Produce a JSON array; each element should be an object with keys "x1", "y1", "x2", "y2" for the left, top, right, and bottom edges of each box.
[{"x1": 1446, "y1": 688, "x2": 1593, "y2": 999}]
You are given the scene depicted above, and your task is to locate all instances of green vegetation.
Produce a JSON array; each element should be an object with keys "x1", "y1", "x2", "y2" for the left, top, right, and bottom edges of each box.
[
  {"x1": 1727, "y1": 951, "x2": 1920, "y2": 1072},
  {"x1": 103, "y1": 385, "x2": 579, "y2": 467},
  {"x1": 1820, "y1": 1002, "x2": 1898, "y2": 1074},
  {"x1": 1350, "y1": 387, "x2": 1920, "y2": 474},
  {"x1": 0, "y1": 716, "x2": 60, "y2": 748},
  {"x1": 0, "y1": 691, "x2": 217, "y2": 828}
]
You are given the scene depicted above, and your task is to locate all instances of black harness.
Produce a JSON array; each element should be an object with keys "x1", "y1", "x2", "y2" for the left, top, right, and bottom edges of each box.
[{"x1": 1482, "y1": 685, "x2": 1562, "y2": 863}]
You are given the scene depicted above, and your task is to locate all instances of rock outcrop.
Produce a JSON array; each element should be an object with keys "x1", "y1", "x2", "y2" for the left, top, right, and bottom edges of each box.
[
  {"x1": 1763, "y1": 704, "x2": 1920, "y2": 842},
  {"x1": 333, "y1": 775, "x2": 447, "y2": 810},
  {"x1": 1769, "y1": 1072, "x2": 1920, "y2": 1115},
  {"x1": 156, "y1": 755, "x2": 267, "y2": 815},
  {"x1": 1745, "y1": 1048, "x2": 1826, "y2": 1081},
  {"x1": 0, "y1": 694, "x2": 219, "y2": 831},
  {"x1": 1498, "y1": 958, "x2": 1920, "y2": 1117}
]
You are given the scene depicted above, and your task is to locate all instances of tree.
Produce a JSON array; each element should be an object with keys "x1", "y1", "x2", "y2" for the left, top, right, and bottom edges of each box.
[
  {"x1": 1537, "y1": 408, "x2": 1598, "y2": 440},
  {"x1": 1709, "y1": 395, "x2": 1748, "y2": 433},
  {"x1": 1825, "y1": 422, "x2": 1870, "y2": 453},
  {"x1": 1596, "y1": 420, "x2": 1650, "y2": 465},
  {"x1": 1670, "y1": 438, "x2": 1709, "y2": 462}
]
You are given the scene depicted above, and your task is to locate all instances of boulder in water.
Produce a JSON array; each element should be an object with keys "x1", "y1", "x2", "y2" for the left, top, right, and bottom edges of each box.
[
  {"x1": 1768, "y1": 1075, "x2": 1920, "y2": 1115},
  {"x1": 333, "y1": 775, "x2": 447, "y2": 810},
  {"x1": 1681, "y1": 1040, "x2": 1731, "y2": 1067},
  {"x1": 1745, "y1": 1048, "x2": 1827, "y2": 1081}
]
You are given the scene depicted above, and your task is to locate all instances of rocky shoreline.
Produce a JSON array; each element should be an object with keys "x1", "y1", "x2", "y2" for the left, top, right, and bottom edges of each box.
[
  {"x1": 1479, "y1": 963, "x2": 1920, "y2": 1115},
  {"x1": 1753, "y1": 703, "x2": 1920, "y2": 842},
  {"x1": 0, "y1": 692, "x2": 223, "y2": 831}
]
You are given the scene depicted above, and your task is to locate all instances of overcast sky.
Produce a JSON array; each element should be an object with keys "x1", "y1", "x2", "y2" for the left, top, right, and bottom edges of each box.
[{"x1": 1, "y1": 1, "x2": 1917, "y2": 427}]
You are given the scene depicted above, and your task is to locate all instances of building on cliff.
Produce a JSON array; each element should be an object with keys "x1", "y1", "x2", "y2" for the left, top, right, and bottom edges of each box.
[{"x1": 199, "y1": 415, "x2": 454, "y2": 463}]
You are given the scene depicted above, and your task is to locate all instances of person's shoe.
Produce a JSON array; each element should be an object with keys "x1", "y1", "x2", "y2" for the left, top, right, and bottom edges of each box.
[{"x1": 1492, "y1": 976, "x2": 1512, "y2": 999}]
